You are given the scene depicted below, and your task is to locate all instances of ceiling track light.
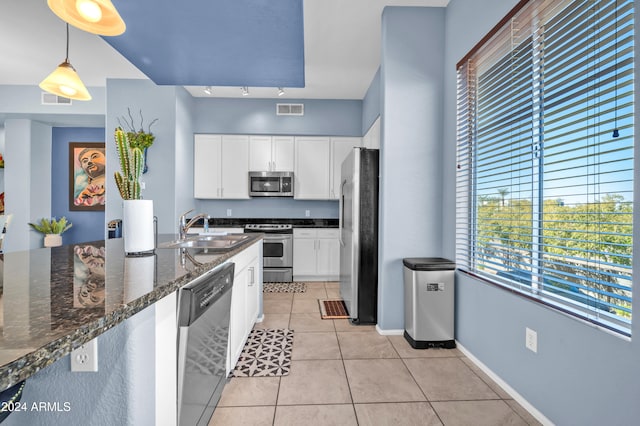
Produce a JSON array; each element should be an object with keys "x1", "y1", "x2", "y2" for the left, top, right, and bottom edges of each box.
[
  {"x1": 47, "y1": 0, "x2": 126, "y2": 36},
  {"x1": 241, "y1": 86, "x2": 249, "y2": 96},
  {"x1": 39, "y1": 23, "x2": 91, "y2": 101},
  {"x1": 204, "y1": 86, "x2": 212, "y2": 95},
  {"x1": 277, "y1": 87, "x2": 285, "y2": 97}
]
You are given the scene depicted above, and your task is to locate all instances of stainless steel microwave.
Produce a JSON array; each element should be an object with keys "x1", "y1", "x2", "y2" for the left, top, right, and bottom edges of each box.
[{"x1": 249, "y1": 171, "x2": 294, "y2": 197}]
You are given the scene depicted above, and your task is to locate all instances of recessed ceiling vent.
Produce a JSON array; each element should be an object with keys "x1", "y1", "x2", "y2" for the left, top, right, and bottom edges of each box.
[
  {"x1": 41, "y1": 92, "x2": 72, "y2": 105},
  {"x1": 276, "y1": 103, "x2": 304, "y2": 116}
]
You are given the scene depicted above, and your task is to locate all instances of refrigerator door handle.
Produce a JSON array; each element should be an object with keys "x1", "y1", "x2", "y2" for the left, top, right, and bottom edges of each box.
[{"x1": 338, "y1": 179, "x2": 346, "y2": 247}]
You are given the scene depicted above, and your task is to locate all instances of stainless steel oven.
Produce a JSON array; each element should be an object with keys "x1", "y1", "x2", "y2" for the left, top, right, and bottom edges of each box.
[{"x1": 245, "y1": 224, "x2": 293, "y2": 282}]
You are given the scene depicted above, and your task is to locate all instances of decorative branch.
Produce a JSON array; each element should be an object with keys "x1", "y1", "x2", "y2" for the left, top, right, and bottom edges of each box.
[{"x1": 116, "y1": 108, "x2": 158, "y2": 150}]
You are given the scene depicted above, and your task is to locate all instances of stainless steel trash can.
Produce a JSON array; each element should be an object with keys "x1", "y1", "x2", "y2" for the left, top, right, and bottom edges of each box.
[{"x1": 403, "y1": 257, "x2": 456, "y2": 349}]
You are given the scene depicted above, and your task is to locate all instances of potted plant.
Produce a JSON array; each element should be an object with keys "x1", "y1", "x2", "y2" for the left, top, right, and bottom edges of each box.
[
  {"x1": 117, "y1": 108, "x2": 157, "y2": 173},
  {"x1": 114, "y1": 127, "x2": 155, "y2": 255},
  {"x1": 28, "y1": 217, "x2": 72, "y2": 247}
]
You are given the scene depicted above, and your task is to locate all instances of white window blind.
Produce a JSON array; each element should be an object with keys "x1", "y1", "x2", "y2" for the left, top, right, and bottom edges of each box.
[{"x1": 456, "y1": 0, "x2": 634, "y2": 336}]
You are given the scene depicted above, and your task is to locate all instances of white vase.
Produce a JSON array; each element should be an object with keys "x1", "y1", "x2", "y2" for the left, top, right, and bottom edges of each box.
[
  {"x1": 44, "y1": 234, "x2": 62, "y2": 248},
  {"x1": 122, "y1": 199, "x2": 155, "y2": 255}
]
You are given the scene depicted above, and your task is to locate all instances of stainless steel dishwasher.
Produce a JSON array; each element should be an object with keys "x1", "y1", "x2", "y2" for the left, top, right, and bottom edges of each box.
[{"x1": 177, "y1": 262, "x2": 235, "y2": 426}]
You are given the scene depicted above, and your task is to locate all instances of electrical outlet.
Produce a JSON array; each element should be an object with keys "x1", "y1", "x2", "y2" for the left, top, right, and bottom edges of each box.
[
  {"x1": 305, "y1": 210, "x2": 310, "y2": 217},
  {"x1": 71, "y1": 338, "x2": 98, "y2": 372},
  {"x1": 525, "y1": 327, "x2": 538, "y2": 353},
  {"x1": 226, "y1": 209, "x2": 232, "y2": 217}
]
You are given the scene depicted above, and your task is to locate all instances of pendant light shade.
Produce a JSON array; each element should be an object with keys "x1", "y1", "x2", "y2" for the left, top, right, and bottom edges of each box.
[
  {"x1": 39, "y1": 61, "x2": 92, "y2": 101},
  {"x1": 47, "y1": 0, "x2": 126, "y2": 36},
  {"x1": 39, "y1": 24, "x2": 92, "y2": 101}
]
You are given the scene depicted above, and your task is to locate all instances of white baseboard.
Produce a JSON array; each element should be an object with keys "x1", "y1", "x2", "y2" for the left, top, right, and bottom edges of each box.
[
  {"x1": 293, "y1": 276, "x2": 339, "y2": 282},
  {"x1": 375, "y1": 325, "x2": 404, "y2": 335},
  {"x1": 456, "y1": 342, "x2": 554, "y2": 426}
]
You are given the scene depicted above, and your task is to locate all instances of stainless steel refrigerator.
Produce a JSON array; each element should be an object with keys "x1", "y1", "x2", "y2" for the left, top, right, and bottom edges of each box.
[{"x1": 339, "y1": 147, "x2": 379, "y2": 325}]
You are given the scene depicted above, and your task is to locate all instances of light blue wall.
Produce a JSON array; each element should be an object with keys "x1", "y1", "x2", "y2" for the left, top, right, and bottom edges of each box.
[
  {"x1": 4, "y1": 119, "x2": 52, "y2": 251},
  {"x1": 443, "y1": 0, "x2": 640, "y2": 424},
  {"x1": 51, "y1": 127, "x2": 106, "y2": 244},
  {"x1": 4, "y1": 303, "x2": 156, "y2": 426},
  {"x1": 377, "y1": 6, "x2": 445, "y2": 330},
  {"x1": 0, "y1": 85, "x2": 105, "y2": 117},
  {"x1": 193, "y1": 97, "x2": 362, "y2": 136},
  {"x1": 196, "y1": 198, "x2": 338, "y2": 220},
  {"x1": 174, "y1": 87, "x2": 198, "y2": 224},
  {"x1": 362, "y1": 68, "x2": 381, "y2": 134},
  {"x1": 105, "y1": 79, "x2": 180, "y2": 234}
]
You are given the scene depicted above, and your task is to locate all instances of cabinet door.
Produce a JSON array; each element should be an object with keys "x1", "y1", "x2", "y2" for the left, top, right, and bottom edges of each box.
[
  {"x1": 245, "y1": 260, "x2": 260, "y2": 331},
  {"x1": 221, "y1": 135, "x2": 250, "y2": 199},
  {"x1": 229, "y1": 266, "x2": 248, "y2": 371},
  {"x1": 272, "y1": 136, "x2": 294, "y2": 171},
  {"x1": 295, "y1": 137, "x2": 331, "y2": 199},
  {"x1": 293, "y1": 235, "x2": 318, "y2": 276},
  {"x1": 317, "y1": 238, "x2": 340, "y2": 277},
  {"x1": 249, "y1": 136, "x2": 272, "y2": 171},
  {"x1": 316, "y1": 229, "x2": 340, "y2": 277},
  {"x1": 194, "y1": 134, "x2": 222, "y2": 198},
  {"x1": 330, "y1": 137, "x2": 362, "y2": 200}
]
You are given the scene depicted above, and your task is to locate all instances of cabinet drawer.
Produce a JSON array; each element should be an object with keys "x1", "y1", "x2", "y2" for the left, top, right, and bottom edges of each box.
[
  {"x1": 293, "y1": 228, "x2": 317, "y2": 238},
  {"x1": 317, "y1": 228, "x2": 339, "y2": 238}
]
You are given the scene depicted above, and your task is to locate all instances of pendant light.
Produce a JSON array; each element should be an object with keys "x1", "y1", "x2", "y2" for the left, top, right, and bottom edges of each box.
[
  {"x1": 39, "y1": 23, "x2": 92, "y2": 101},
  {"x1": 47, "y1": 0, "x2": 126, "y2": 36}
]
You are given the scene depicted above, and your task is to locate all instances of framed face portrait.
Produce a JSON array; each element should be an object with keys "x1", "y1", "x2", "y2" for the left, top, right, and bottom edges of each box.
[{"x1": 69, "y1": 142, "x2": 106, "y2": 211}]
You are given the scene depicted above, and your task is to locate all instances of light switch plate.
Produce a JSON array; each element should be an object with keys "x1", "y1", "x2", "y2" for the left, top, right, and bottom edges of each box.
[{"x1": 525, "y1": 327, "x2": 537, "y2": 353}]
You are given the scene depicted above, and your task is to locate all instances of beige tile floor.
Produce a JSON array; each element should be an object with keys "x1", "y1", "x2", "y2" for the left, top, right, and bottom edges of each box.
[{"x1": 211, "y1": 282, "x2": 541, "y2": 426}]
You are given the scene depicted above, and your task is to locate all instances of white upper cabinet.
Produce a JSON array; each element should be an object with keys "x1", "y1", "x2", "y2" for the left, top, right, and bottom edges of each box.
[
  {"x1": 194, "y1": 134, "x2": 222, "y2": 199},
  {"x1": 295, "y1": 136, "x2": 361, "y2": 200},
  {"x1": 194, "y1": 134, "x2": 250, "y2": 199},
  {"x1": 294, "y1": 137, "x2": 332, "y2": 199},
  {"x1": 249, "y1": 136, "x2": 294, "y2": 171}
]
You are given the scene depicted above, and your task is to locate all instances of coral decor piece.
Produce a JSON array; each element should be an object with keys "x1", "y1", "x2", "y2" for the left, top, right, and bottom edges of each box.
[{"x1": 114, "y1": 128, "x2": 144, "y2": 200}]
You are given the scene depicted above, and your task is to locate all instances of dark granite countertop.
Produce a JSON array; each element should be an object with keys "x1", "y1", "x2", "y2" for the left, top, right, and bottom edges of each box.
[
  {"x1": 0, "y1": 233, "x2": 262, "y2": 391},
  {"x1": 193, "y1": 218, "x2": 339, "y2": 228}
]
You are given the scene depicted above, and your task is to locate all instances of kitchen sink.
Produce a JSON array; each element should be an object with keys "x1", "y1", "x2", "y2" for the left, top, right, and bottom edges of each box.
[{"x1": 157, "y1": 234, "x2": 251, "y2": 251}]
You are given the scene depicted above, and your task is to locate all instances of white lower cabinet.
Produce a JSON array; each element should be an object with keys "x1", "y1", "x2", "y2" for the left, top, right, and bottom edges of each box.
[
  {"x1": 227, "y1": 240, "x2": 262, "y2": 374},
  {"x1": 293, "y1": 228, "x2": 340, "y2": 281}
]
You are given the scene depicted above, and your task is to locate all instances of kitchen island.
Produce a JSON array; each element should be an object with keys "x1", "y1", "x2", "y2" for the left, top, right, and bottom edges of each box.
[{"x1": 0, "y1": 233, "x2": 263, "y2": 425}]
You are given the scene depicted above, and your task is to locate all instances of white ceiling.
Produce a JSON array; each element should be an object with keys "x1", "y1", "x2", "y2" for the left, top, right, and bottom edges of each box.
[{"x1": 0, "y1": 0, "x2": 449, "y2": 100}]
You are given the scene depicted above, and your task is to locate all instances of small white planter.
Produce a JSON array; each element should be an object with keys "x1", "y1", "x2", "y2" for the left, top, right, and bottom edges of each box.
[
  {"x1": 44, "y1": 234, "x2": 62, "y2": 248},
  {"x1": 122, "y1": 199, "x2": 155, "y2": 255}
]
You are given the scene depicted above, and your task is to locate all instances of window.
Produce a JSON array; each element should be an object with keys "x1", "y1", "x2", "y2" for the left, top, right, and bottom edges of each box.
[{"x1": 456, "y1": 0, "x2": 634, "y2": 336}]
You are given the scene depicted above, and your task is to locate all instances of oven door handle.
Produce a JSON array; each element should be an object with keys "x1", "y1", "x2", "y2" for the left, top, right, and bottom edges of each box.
[{"x1": 262, "y1": 235, "x2": 292, "y2": 242}]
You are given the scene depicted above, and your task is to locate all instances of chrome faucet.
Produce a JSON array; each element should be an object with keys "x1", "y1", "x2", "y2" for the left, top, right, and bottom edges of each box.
[{"x1": 178, "y1": 209, "x2": 210, "y2": 240}]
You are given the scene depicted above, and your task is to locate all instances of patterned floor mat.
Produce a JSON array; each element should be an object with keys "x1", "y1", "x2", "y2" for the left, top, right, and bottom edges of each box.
[
  {"x1": 263, "y1": 282, "x2": 307, "y2": 293},
  {"x1": 230, "y1": 329, "x2": 294, "y2": 377}
]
